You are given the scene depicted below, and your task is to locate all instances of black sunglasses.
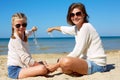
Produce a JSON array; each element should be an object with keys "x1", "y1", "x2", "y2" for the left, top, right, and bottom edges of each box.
[
  {"x1": 15, "y1": 23, "x2": 27, "y2": 28},
  {"x1": 70, "y1": 12, "x2": 82, "y2": 17}
]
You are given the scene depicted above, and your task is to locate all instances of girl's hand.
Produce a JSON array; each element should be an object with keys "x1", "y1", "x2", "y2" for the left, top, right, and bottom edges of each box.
[{"x1": 32, "y1": 26, "x2": 37, "y2": 32}]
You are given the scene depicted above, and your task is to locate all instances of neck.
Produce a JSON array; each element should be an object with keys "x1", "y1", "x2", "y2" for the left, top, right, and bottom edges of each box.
[
  {"x1": 19, "y1": 34, "x2": 24, "y2": 40},
  {"x1": 15, "y1": 32, "x2": 24, "y2": 40},
  {"x1": 76, "y1": 22, "x2": 84, "y2": 30}
]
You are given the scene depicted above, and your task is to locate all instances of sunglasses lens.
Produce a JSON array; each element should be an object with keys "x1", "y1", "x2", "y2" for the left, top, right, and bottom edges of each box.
[
  {"x1": 15, "y1": 23, "x2": 27, "y2": 28},
  {"x1": 22, "y1": 23, "x2": 27, "y2": 27},
  {"x1": 76, "y1": 12, "x2": 81, "y2": 16},
  {"x1": 70, "y1": 13, "x2": 75, "y2": 17},
  {"x1": 15, "y1": 24, "x2": 20, "y2": 28}
]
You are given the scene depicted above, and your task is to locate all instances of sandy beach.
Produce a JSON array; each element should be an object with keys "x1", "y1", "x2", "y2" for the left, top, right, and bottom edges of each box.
[{"x1": 0, "y1": 50, "x2": 120, "y2": 80}]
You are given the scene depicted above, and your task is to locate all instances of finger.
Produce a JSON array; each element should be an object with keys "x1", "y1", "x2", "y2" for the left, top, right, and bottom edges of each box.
[{"x1": 43, "y1": 61, "x2": 48, "y2": 66}]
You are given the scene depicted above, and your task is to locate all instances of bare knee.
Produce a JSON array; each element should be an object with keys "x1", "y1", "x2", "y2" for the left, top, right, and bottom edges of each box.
[
  {"x1": 38, "y1": 65, "x2": 48, "y2": 75},
  {"x1": 58, "y1": 57, "x2": 88, "y2": 75},
  {"x1": 59, "y1": 57, "x2": 73, "y2": 74},
  {"x1": 59, "y1": 57, "x2": 72, "y2": 67}
]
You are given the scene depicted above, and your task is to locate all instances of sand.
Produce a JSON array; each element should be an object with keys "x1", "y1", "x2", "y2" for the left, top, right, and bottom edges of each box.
[{"x1": 0, "y1": 50, "x2": 120, "y2": 80}]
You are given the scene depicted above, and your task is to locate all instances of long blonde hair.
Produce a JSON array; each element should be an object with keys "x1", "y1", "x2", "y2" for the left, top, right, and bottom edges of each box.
[{"x1": 11, "y1": 13, "x2": 28, "y2": 42}]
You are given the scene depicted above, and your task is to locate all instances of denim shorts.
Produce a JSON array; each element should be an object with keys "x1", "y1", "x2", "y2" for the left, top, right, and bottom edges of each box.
[
  {"x1": 8, "y1": 66, "x2": 21, "y2": 79},
  {"x1": 87, "y1": 60, "x2": 107, "y2": 74}
]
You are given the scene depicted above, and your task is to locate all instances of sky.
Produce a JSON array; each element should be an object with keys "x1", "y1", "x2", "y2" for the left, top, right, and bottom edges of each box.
[{"x1": 0, "y1": 0, "x2": 120, "y2": 38}]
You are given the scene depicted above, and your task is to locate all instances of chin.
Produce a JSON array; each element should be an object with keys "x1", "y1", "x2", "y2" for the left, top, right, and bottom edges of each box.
[
  {"x1": 74, "y1": 22, "x2": 80, "y2": 25},
  {"x1": 18, "y1": 31, "x2": 24, "y2": 35}
]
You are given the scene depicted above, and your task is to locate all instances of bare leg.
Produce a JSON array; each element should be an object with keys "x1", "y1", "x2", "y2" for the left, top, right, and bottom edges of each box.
[
  {"x1": 18, "y1": 64, "x2": 48, "y2": 79},
  {"x1": 59, "y1": 57, "x2": 88, "y2": 75}
]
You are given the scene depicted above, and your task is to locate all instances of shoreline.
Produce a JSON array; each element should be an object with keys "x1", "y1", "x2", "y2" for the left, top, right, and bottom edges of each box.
[
  {"x1": 1, "y1": 49, "x2": 120, "y2": 55},
  {"x1": 0, "y1": 50, "x2": 120, "y2": 80}
]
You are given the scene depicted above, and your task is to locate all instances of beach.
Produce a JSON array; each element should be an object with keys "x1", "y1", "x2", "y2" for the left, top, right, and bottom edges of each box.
[{"x1": 0, "y1": 50, "x2": 120, "y2": 80}]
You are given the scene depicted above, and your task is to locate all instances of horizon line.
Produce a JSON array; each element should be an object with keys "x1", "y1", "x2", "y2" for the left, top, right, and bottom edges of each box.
[{"x1": 1, "y1": 36, "x2": 120, "y2": 39}]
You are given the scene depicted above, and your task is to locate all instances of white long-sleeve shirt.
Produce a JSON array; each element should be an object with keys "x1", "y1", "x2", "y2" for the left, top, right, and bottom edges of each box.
[
  {"x1": 7, "y1": 30, "x2": 35, "y2": 68},
  {"x1": 61, "y1": 23, "x2": 106, "y2": 66}
]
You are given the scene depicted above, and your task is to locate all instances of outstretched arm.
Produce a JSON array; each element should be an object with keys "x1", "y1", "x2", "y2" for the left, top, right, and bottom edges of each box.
[
  {"x1": 26, "y1": 26, "x2": 38, "y2": 37},
  {"x1": 47, "y1": 27, "x2": 61, "y2": 32}
]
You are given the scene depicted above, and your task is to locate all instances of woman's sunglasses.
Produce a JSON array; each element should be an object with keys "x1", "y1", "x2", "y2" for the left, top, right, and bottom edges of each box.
[
  {"x1": 70, "y1": 12, "x2": 82, "y2": 17},
  {"x1": 15, "y1": 23, "x2": 27, "y2": 28}
]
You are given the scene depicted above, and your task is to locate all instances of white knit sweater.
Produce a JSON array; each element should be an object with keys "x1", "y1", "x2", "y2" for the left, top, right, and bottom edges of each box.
[
  {"x1": 61, "y1": 23, "x2": 106, "y2": 66},
  {"x1": 7, "y1": 30, "x2": 35, "y2": 68}
]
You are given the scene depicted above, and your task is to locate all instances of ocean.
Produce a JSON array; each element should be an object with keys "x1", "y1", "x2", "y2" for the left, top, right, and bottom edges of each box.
[{"x1": 0, "y1": 36, "x2": 120, "y2": 55}]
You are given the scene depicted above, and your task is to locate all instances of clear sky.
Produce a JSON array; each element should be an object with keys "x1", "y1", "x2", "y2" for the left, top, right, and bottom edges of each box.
[{"x1": 0, "y1": 0, "x2": 120, "y2": 38}]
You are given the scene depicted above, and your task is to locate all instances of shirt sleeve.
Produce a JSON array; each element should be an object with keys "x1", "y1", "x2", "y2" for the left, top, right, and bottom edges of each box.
[
  {"x1": 61, "y1": 26, "x2": 76, "y2": 36},
  {"x1": 67, "y1": 25, "x2": 90, "y2": 58},
  {"x1": 25, "y1": 30, "x2": 33, "y2": 37},
  {"x1": 13, "y1": 39, "x2": 35, "y2": 66}
]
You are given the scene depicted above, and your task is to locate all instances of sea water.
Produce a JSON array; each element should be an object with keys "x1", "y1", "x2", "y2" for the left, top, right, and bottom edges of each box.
[{"x1": 0, "y1": 36, "x2": 120, "y2": 55}]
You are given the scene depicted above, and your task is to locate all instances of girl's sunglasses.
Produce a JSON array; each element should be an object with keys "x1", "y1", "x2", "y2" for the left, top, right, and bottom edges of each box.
[
  {"x1": 15, "y1": 23, "x2": 27, "y2": 28},
  {"x1": 70, "y1": 12, "x2": 82, "y2": 17}
]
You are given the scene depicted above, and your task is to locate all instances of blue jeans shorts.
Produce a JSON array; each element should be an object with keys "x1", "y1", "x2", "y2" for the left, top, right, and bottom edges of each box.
[
  {"x1": 86, "y1": 60, "x2": 107, "y2": 74},
  {"x1": 8, "y1": 66, "x2": 21, "y2": 79}
]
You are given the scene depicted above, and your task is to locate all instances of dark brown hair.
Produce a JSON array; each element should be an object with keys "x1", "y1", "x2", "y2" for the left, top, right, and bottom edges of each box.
[
  {"x1": 11, "y1": 13, "x2": 28, "y2": 42},
  {"x1": 67, "y1": 2, "x2": 89, "y2": 25}
]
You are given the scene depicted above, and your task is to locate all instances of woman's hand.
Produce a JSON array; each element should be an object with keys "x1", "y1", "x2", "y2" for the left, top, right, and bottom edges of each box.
[
  {"x1": 47, "y1": 27, "x2": 61, "y2": 33},
  {"x1": 47, "y1": 28, "x2": 54, "y2": 32},
  {"x1": 43, "y1": 61, "x2": 60, "y2": 72}
]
